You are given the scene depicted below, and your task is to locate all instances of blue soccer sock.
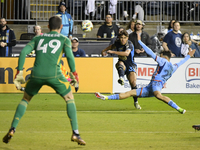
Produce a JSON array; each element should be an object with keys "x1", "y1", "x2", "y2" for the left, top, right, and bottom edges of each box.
[
  {"x1": 108, "y1": 94, "x2": 120, "y2": 100},
  {"x1": 168, "y1": 100, "x2": 179, "y2": 110}
]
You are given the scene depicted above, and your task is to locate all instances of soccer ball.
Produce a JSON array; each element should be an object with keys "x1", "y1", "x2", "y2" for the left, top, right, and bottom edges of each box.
[{"x1": 81, "y1": 20, "x2": 93, "y2": 32}]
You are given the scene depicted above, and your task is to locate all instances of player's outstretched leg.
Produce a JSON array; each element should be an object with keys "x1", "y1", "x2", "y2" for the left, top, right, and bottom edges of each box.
[
  {"x1": 71, "y1": 131, "x2": 86, "y2": 145},
  {"x1": 3, "y1": 127, "x2": 15, "y2": 144},
  {"x1": 154, "y1": 91, "x2": 186, "y2": 114},
  {"x1": 95, "y1": 90, "x2": 137, "y2": 101},
  {"x1": 95, "y1": 92, "x2": 108, "y2": 100},
  {"x1": 167, "y1": 100, "x2": 186, "y2": 114},
  {"x1": 192, "y1": 125, "x2": 200, "y2": 131}
]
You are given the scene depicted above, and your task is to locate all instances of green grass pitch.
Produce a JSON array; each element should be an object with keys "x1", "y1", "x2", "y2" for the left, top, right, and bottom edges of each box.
[{"x1": 0, "y1": 93, "x2": 200, "y2": 150}]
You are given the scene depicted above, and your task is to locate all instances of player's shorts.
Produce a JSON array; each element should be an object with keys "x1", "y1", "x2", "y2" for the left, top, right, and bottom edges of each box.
[
  {"x1": 136, "y1": 81, "x2": 163, "y2": 97},
  {"x1": 123, "y1": 61, "x2": 137, "y2": 76},
  {"x1": 25, "y1": 75, "x2": 71, "y2": 97}
]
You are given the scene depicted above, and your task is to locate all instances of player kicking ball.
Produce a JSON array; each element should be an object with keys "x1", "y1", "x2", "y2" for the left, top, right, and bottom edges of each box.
[
  {"x1": 95, "y1": 33, "x2": 195, "y2": 114},
  {"x1": 3, "y1": 16, "x2": 85, "y2": 145},
  {"x1": 101, "y1": 30, "x2": 141, "y2": 109}
]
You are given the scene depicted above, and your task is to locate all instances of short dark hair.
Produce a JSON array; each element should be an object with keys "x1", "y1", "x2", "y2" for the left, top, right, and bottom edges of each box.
[
  {"x1": 118, "y1": 30, "x2": 129, "y2": 37},
  {"x1": 173, "y1": 20, "x2": 180, "y2": 27},
  {"x1": 49, "y1": 16, "x2": 62, "y2": 30},
  {"x1": 160, "y1": 50, "x2": 172, "y2": 59}
]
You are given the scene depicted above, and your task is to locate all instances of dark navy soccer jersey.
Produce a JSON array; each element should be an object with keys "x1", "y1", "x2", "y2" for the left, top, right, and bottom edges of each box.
[{"x1": 114, "y1": 40, "x2": 136, "y2": 64}]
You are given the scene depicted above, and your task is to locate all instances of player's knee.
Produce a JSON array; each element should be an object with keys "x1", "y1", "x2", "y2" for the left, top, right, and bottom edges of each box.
[
  {"x1": 154, "y1": 93, "x2": 162, "y2": 100},
  {"x1": 116, "y1": 64, "x2": 124, "y2": 70},
  {"x1": 63, "y1": 91, "x2": 74, "y2": 101},
  {"x1": 23, "y1": 92, "x2": 32, "y2": 102}
]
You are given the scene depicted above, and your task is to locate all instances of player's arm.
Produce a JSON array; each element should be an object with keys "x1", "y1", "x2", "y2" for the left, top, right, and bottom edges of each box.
[
  {"x1": 63, "y1": 38, "x2": 76, "y2": 73},
  {"x1": 107, "y1": 49, "x2": 131, "y2": 56},
  {"x1": 64, "y1": 39, "x2": 80, "y2": 91},
  {"x1": 137, "y1": 33, "x2": 157, "y2": 60},
  {"x1": 14, "y1": 39, "x2": 35, "y2": 90},
  {"x1": 18, "y1": 40, "x2": 35, "y2": 70},
  {"x1": 101, "y1": 44, "x2": 116, "y2": 56},
  {"x1": 172, "y1": 49, "x2": 196, "y2": 73}
]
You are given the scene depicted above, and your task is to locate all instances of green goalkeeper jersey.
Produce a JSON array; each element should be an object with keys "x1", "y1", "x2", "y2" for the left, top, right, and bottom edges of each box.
[{"x1": 18, "y1": 31, "x2": 75, "y2": 78}]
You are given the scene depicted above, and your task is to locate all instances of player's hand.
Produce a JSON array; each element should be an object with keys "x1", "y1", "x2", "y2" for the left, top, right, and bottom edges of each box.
[
  {"x1": 137, "y1": 33, "x2": 141, "y2": 41},
  {"x1": 107, "y1": 50, "x2": 113, "y2": 54},
  {"x1": 72, "y1": 71, "x2": 79, "y2": 83},
  {"x1": 101, "y1": 50, "x2": 107, "y2": 57},
  {"x1": 14, "y1": 70, "x2": 26, "y2": 90},
  {"x1": 69, "y1": 72, "x2": 77, "y2": 86},
  {"x1": 188, "y1": 49, "x2": 196, "y2": 57},
  {"x1": 69, "y1": 72, "x2": 79, "y2": 92},
  {"x1": 0, "y1": 42, "x2": 6, "y2": 47}
]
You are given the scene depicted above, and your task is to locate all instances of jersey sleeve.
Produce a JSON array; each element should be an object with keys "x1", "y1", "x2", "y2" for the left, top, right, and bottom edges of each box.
[
  {"x1": 127, "y1": 41, "x2": 134, "y2": 51},
  {"x1": 18, "y1": 38, "x2": 35, "y2": 70},
  {"x1": 63, "y1": 38, "x2": 76, "y2": 72},
  {"x1": 138, "y1": 40, "x2": 156, "y2": 59},
  {"x1": 172, "y1": 55, "x2": 190, "y2": 73}
]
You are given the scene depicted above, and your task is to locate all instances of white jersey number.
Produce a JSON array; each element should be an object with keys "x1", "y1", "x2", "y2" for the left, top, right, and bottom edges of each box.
[{"x1": 37, "y1": 39, "x2": 61, "y2": 54}]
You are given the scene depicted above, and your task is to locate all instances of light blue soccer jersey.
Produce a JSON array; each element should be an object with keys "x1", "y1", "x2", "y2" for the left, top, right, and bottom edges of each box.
[
  {"x1": 136, "y1": 40, "x2": 190, "y2": 97},
  {"x1": 139, "y1": 40, "x2": 190, "y2": 86}
]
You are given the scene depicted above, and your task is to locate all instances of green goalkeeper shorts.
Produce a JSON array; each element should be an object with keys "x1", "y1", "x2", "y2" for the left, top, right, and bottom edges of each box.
[{"x1": 25, "y1": 75, "x2": 71, "y2": 97}]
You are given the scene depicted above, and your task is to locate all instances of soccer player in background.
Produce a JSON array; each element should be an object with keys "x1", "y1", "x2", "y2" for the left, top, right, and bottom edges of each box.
[
  {"x1": 101, "y1": 30, "x2": 141, "y2": 110},
  {"x1": 96, "y1": 33, "x2": 195, "y2": 114},
  {"x1": 3, "y1": 16, "x2": 86, "y2": 145}
]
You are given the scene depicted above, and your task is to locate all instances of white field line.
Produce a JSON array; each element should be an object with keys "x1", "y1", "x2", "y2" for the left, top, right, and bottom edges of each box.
[
  {"x1": 0, "y1": 110, "x2": 199, "y2": 113},
  {"x1": 0, "y1": 131, "x2": 197, "y2": 134}
]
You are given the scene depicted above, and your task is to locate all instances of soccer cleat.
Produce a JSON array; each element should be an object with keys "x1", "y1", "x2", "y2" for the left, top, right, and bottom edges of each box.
[
  {"x1": 178, "y1": 108, "x2": 186, "y2": 114},
  {"x1": 3, "y1": 128, "x2": 15, "y2": 144},
  {"x1": 118, "y1": 77, "x2": 124, "y2": 86},
  {"x1": 71, "y1": 133, "x2": 86, "y2": 145},
  {"x1": 192, "y1": 125, "x2": 200, "y2": 131},
  {"x1": 95, "y1": 92, "x2": 108, "y2": 100},
  {"x1": 134, "y1": 102, "x2": 142, "y2": 109}
]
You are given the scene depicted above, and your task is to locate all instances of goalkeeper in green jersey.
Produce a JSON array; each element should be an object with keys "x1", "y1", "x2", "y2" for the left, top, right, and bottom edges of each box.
[{"x1": 3, "y1": 16, "x2": 86, "y2": 146}]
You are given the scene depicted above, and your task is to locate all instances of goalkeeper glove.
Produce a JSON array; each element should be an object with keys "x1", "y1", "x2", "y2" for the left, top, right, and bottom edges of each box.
[
  {"x1": 69, "y1": 71, "x2": 79, "y2": 92},
  {"x1": 14, "y1": 70, "x2": 26, "y2": 90},
  {"x1": 72, "y1": 71, "x2": 79, "y2": 92},
  {"x1": 72, "y1": 71, "x2": 79, "y2": 83}
]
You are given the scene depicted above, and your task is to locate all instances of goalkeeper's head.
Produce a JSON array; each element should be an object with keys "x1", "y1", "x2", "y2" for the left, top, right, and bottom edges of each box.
[{"x1": 48, "y1": 16, "x2": 63, "y2": 33}]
